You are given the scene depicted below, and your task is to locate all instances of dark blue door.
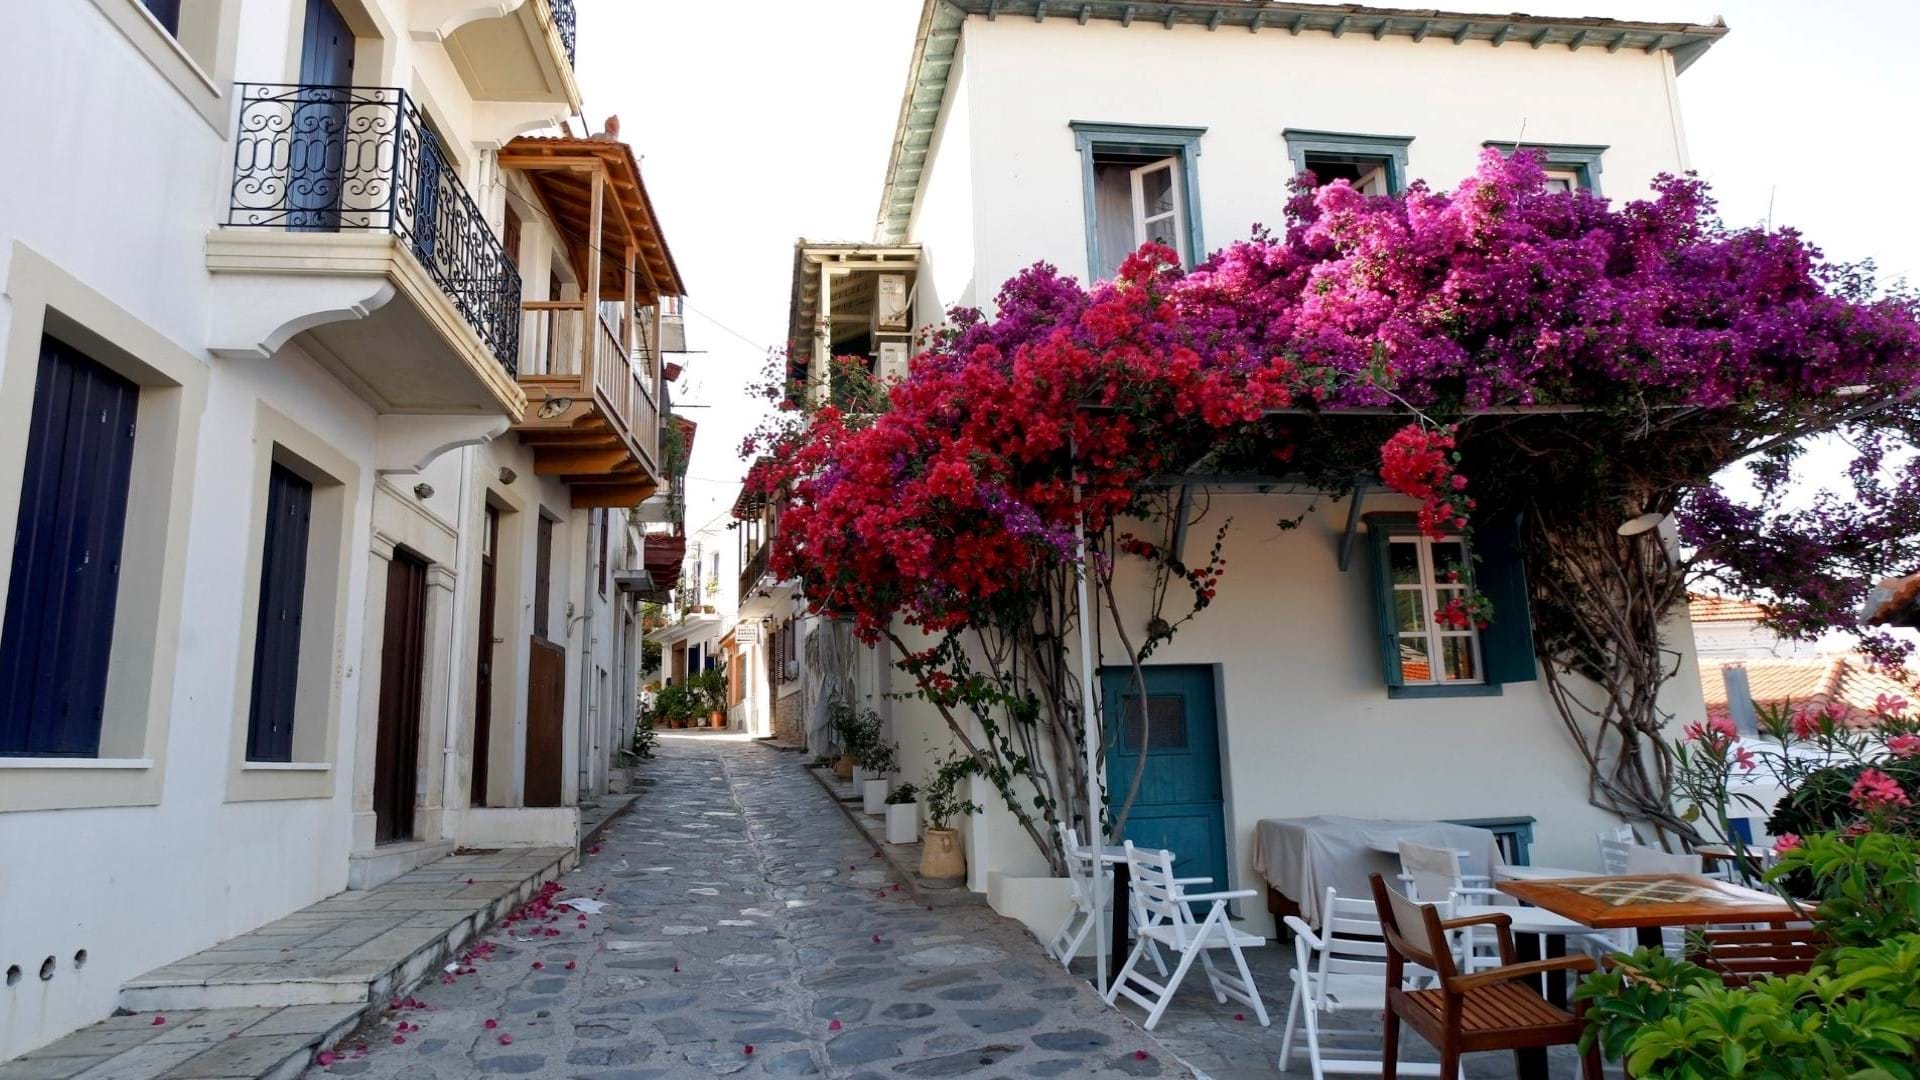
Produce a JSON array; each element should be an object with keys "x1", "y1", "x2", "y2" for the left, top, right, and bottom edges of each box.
[
  {"x1": 292, "y1": 0, "x2": 354, "y2": 230},
  {"x1": 0, "y1": 338, "x2": 139, "y2": 756},
  {"x1": 246, "y1": 463, "x2": 314, "y2": 763},
  {"x1": 1102, "y1": 664, "x2": 1229, "y2": 892}
]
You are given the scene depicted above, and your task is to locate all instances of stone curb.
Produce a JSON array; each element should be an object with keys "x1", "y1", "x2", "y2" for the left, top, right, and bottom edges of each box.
[{"x1": 800, "y1": 762, "x2": 985, "y2": 909}]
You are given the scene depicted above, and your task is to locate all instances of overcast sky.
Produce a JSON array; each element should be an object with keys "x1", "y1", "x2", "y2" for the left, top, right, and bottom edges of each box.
[{"x1": 575, "y1": 1, "x2": 1920, "y2": 535}]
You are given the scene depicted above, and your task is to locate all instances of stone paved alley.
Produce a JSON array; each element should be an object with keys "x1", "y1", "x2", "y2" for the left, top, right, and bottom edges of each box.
[{"x1": 307, "y1": 735, "x2": 1177, "y2": 1079}]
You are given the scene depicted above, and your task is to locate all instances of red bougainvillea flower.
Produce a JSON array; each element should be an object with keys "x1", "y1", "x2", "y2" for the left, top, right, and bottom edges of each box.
[
  {"x1": 744, "y1": 1045, "x2": 755, "y2": 1055},
  {"x1": 531, "y1": 961, "x2": 543, "y2": 970},
  {"x1": 828, "y1": 1019, "x2": 843, "y2": 1032}
]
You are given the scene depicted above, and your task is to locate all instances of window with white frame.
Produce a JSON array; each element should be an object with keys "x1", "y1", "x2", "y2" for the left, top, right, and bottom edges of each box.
[
  {"x1": 1283, "y1": 130, "x2": 1414, "y2": 197},
  {"x1": 1071, "y1": 123, "x2": 1206, "y2": 282},
  {"x1": 1385, "y1": 533, "x2": 1484, "y2": 687},
  {"x1": 1483, "y1": 142, "x2": 1607, "y2": 197}
]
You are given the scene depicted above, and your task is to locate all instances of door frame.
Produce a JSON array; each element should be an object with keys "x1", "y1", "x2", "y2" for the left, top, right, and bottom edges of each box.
[{"x1": 1099, "y1": 662, "x2": 1235, "y2": 895}]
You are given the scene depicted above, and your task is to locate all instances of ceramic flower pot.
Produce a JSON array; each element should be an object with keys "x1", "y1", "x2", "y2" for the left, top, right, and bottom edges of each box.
[
  {"x1": 709, "y1": 710, "x2": 725, "y2": 729},
  {"x1": 862, "y1": 778, "x2": 888, "y2": 814},
  {"x1": 886, "y1": 802, "x2": 919, "y2": 845},
  {"x1": 918, "y1": 827, "x2": 966, "y2": 883},
  {"x1": 834, "y1": 755, "x2": 855, "y2": 780}
]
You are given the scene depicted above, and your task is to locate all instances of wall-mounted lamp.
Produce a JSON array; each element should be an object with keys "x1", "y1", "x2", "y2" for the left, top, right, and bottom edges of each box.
[
  {"x1": 538, "y1": 397, "x2": 574, "y2": 420},
  {"x1": 498, "y1": 466, "x2": 518, "y2": 486},
  {"x1": 1617, "y1": 512, "x2": 1665, "y2": 537},
  {"x1": 413, "y1": 482, "x2": 435, "y2": 500}
]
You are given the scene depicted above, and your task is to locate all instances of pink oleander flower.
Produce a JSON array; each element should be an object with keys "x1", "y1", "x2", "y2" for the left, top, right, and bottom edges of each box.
[
  {"x1": 1876, "y1": 693, "x2": 1910, "y2": 718},
  {"x1": 1850, "y1": 767, "x2": 1912, "y2": 811},
  {"x1": 1888, "y1": 733, "x2": 1920, "y2": 758},
  {"x1": 1684, "y1": 716, "x2": 1739, "y2": 747},
  {"x1": 1772, "y1": 833, "x2": 1802, "y2": 854},
  {"x1": 1733, "y1": 745, "x2": 1756, "y2": 772}
]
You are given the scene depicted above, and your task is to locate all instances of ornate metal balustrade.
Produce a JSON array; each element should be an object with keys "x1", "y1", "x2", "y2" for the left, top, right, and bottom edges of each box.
[
  {"x1": 226, "y1": 84, "x2": 522, "y2": 376},
  {"x1": 549, "y1": 0, "x2": 577, "y2": 68}
]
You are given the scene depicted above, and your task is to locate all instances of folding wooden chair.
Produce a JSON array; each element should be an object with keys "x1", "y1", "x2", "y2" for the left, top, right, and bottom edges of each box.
[{"x1": 1105, "y1": 841, "x2": 1269, "y2": 1031}]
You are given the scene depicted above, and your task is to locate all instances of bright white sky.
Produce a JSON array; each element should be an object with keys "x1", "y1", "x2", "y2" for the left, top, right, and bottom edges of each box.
[{"x1": 575, "y1": 1, "x2": 1920, "y2": 534}]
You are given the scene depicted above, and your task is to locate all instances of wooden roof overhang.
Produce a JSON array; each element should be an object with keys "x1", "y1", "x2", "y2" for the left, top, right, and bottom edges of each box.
[{"x1": 498, "y1": 136, "x2": 686, "y2": 302}]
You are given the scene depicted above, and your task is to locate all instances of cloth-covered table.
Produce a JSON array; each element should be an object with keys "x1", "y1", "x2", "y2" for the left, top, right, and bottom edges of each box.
[{"x1": 1253, "y1": 815, "x2": 1507, "y2": 927}]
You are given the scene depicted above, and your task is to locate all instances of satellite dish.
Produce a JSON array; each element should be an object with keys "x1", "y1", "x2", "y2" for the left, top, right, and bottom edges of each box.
[{"x1": 1618, "y1": 512, "x2": 1666, "y2": 537}]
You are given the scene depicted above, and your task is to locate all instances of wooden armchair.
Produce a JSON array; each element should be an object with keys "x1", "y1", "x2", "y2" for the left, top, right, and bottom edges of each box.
[{"x1": 1368, "y1": 873, "x2": 1601, "y2": 1080}]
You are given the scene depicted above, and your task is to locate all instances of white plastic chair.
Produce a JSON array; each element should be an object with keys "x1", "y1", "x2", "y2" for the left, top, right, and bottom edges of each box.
[
  {"x1": 1279, "y1": 888, "x2": 1441, "y2": 1079},
  {"x1": 1106, "y1": 841, "x2": 1270, "y2": 1031},
  {"x1": 1045, "y1": 824, "x2": 1170, "y2": 976},
  {"x1": 1597, "y1": 825, "x2": 1637, "y2": 875},
  {"x1": 1398, "y1": 841, "x2": 1617, "y2": 973}
]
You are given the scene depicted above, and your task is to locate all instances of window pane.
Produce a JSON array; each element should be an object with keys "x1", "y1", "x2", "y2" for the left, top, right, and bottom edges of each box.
[
  {"x1": 1442, "y1": 637, "x2": 1477, "y2": 682},
  {"x1": 1302, "y1": 151, "x2": 1393, "y2": 195},
  {"x1": 1139, "y1": 165, "x2": 1176, "y2": 220},
  {"x1": 1119, "y1": 694, "x2": 1188, "y2": 751},
  {"x1": 1397, "y1": 637, "x2": 1432, "y2": 684},
  {"x1": 1394, "y1": 589, "x2": 1425, "y2": 632},
  {"x1": 1389, "y1": 540, "x2": 1421, "y2": 585},
  {"x1": 1431, "y1": 541, "x2": 1468, "y2": 585}
]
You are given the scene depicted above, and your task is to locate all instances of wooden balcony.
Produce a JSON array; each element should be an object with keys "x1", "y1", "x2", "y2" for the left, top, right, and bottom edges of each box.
[
  {"x1": 515, "y1": 300, "x2": 659, "y2": 507},
  {"x1": 500, "y1": 134, "x2": 685, "y2": 509}
]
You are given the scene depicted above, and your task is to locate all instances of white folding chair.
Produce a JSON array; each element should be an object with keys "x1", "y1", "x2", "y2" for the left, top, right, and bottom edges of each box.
[
  {"x1": 1280, "y1": 888, "x2": 1440, "y2": 1079},
  {"x1": 1398, "y1": 841, "x2": 1617, "y2": 973},
  {"x1": 1046, "y1": 823, "x2": 1170, "y2": 975},
  {"x1": 1597, "y1": 825, "x2": 1637, "y2": 875},
  {"x1": 1106, "y1": 841, "x2": 1270, "y2": 1031}
]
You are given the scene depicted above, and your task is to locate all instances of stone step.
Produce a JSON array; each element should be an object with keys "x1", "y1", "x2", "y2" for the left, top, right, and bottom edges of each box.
[
  {"x1": 0, "y1": 1004, "x2": 363, "y2": 1080},
  {"x1": 119, "y1": 847, "x2": 574, "y2": 1014}
]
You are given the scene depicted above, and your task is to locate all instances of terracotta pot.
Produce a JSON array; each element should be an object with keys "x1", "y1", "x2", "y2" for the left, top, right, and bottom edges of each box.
[
  {"x1": 886, "y1": 802, "x2": 919, "y2": 845},
  {"x1": 709, "y1": 710, "x2": 725, "y2": 729},
  {"x1": 919, "y1": 827, "x2": 966, "y2": 882},
  {"x1": 834, "y1": 755, "x2": 855, "y2": 780}
]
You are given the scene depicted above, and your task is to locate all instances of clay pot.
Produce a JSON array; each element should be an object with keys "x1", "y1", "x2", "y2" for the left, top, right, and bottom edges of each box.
[
  {"x1": 919, "y1": 827, "x2": 965, "y2": 882},
  {"x1": 709, "y1": 710, "x2": 725, "y2": 729},
  {"x1": 834, "y1": 755, "x2": 855, "y2": 780}
]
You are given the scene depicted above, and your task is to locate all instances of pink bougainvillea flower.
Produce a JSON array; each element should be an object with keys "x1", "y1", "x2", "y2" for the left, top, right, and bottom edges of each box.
[
  {"x1": 531, "y1": 961, "x2": 544, "y2": 970},
  {"x1": 828, "y1": 1019, "x2": 843, "y2": 1032},
  {"x1": 565, "y1": 960, "x2": 577, "y2": 970},
  {"x1": 1233, "y1": 1013, "x2": 1246, "y2": 1022},
  {"x1": 589, "y1": 845, "x2": 601, "y2": 855},
  {"x1": 317, "y1": 1050, "x2": 338, "y2": 1067},
  {"x1": 1134, "y1": 1051, "x2": 1150, "y2": 1061},
  {"x1": 1772, "y1": 833, "x2": 1803, "y2": 854},
  {"x1": 391, "y1": 1035, "x2": 405, "y2": 1045},
  {"x1": 871, "y1": 934, "x2": 881, "y2": 944},
  {"x1": 498, "y1": 1034, "x2": 513, "y2": 1046},
  {"x1": 484, "y1": 1018, "x2": 498, "y2": 1029},
  {"x1": 744, "y1": 1045, "x2": 755, "y2": 1056},
  {"x1": 151, "y1": 1016, "x2": 166, "y2": 1026}
]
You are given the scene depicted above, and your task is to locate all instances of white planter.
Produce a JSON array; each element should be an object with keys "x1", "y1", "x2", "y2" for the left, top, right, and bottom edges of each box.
[
  {"x1": 853, "y1": 766, "x2": 876, "y2": 786},
  {"x1": 885, "y1": 802, "x2": 920, "y2": 845},
  {"x1": 862, "y1": 778, "x2": 889, "y2": 814}
]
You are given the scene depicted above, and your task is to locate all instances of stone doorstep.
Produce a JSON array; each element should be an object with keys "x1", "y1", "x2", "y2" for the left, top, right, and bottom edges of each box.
[
  {"x1": 117, "y1": 847, "x2": 574, "y2": 1018},
  {"x1": 0, "y1": 1005, "x2": 365, "y2": 1080},
  {"x1": 577, "y1": 792, "x2": 640, "y2": 853},
  {"x1": 801, "y1": 763, "x2": 984, "y2": 910}
]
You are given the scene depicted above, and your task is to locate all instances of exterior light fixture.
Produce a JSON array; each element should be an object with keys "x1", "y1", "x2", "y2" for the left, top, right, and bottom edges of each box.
[
  {"x1": 538, "y1": 396, "x2": 574, "y2": 419},
  {"x1": 498, "y1": 466, "x2": 518, "y2": 485},
  {"x1": 413, "y1": 482, "x2": 435, "y2": 500},
  {"x1": 1617, "y1": 512, "x2": 1665, "y2": 537}
]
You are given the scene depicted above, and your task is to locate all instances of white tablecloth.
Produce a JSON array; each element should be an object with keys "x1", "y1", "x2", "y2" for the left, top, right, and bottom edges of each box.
[{"x1": 1253, "y1": 815, "x2": 1507, "y2": 926}]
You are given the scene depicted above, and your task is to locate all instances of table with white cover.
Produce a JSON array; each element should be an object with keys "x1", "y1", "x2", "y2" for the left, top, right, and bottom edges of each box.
[{"x1": 1253, "y1": 815, "x2": 1507, "y2": 927}]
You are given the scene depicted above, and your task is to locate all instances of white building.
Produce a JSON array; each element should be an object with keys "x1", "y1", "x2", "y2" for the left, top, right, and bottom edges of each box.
[
  {"x1": 778, "y1": 0, "x2": 1725, "y2": 936},
  {"x1": 0, "y1": 0, "x2": 684, "y2": 1058}
]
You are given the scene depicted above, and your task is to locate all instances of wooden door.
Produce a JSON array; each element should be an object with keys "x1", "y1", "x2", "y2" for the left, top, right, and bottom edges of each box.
[
  {"x1": 292, "y1": 0, "x2": 354, "y2": 231},
  {"x1": 470, "y1": 506, "x2": 498, "y2": 806},
  {"x1": 1101, "y1": 664, "x2": 1229, "y2": 892},
  {"x1": 525, "y1": 638, "x2": 566, "y2": 807},
  {"x1": 373, "y1": 550, "x2": 428, "y2": 844},
  {"x1": 0, "y1": 338, "x2": 139, "y2": 756},
  {"x1": 246, "y1": 463, "x2": 314, "y2": 763}
]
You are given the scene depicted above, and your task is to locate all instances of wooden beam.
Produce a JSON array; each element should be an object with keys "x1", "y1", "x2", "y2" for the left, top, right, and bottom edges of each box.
[
  {"x1": 497, "y1": 153, "x2": 610, "y2": 172},
  {"x1": 1413, "y1": 19, "x2": 1432, "y2": 41},
  {"x1": 571, "y1": 482, "x2": 659, "y2": 509},
  {"x1": 581, "y1": 167, "x2": 604, "y2": 383},
  {"x1": 535, "y1": 448, "x2": 632, "y2": 475},
  {"x1": 1372, "y1": 18, "x2": 1390, "y2": 40}
]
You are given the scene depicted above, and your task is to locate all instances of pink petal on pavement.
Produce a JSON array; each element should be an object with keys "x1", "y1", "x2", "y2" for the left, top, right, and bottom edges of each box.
[
  {"x1": 565, "y1": 960, "x2": 576, "y2": 970},
  {"x1": 317, "y1": 1051, "x2": 338, "y2": 1067},
  {"x1": 485, "y1": 1019, "x2": 498, "y2": 1029},
  {"x1": 151, "y1": 1016, "x2": 166, "y2": 1026},
  {"x1": 828, "y1": 1020, "x2": 843, "y2": 1032},
  {"x1": 499, "y1": 1034, "x2": 514, "y2": 1045},
  {"x1": 744, "y1": 1044, "x2": 754, "y2": 1055}
]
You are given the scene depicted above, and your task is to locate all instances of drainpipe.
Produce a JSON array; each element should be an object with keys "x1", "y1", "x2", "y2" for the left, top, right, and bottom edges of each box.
[
  {"x1": 577, "y1": 511, "x2": 596, "y2": 800},
  {"x1": 440, "y1": 445, "x2": 475, "y2": 836}
]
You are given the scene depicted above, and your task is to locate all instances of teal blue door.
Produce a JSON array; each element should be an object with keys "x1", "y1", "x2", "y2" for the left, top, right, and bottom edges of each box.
[{"x1": 1101, "y1": 664, "x2": 1229, "y2": 892}]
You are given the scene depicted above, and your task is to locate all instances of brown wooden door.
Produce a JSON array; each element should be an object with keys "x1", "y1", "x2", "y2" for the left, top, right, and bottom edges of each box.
[
  {"x1": 525, "y1": 637, "x2": 566, "y2": 807},
  {"x1": 470, "y1": 507, "x2": 498, "y2": 807},
  {"x1": 373, "y1": 550, "x2": 429, "y2": 844}
]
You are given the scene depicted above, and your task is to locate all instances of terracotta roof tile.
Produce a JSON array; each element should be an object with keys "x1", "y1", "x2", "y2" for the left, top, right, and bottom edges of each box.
[
  {"x1": 1699, "y1": 655, "x2": 1912, "y2": 726},
  {"x1": 1688, "y1": 593, "x2": 1770, "y2": 624}
]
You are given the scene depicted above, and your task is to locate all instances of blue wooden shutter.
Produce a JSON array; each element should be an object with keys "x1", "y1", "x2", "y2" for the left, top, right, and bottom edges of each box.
[
  {"x1": 246, "y1": 463, "x2": 314, "y2": 762},
  {"x1": 1472, "y1": 512, "x2": 1538, "y2": 684},
  {"x1": 1364, "y1": 520, "x2": 1406, "y2": 689},
  {"x1": 0, "y1": 338, "x2": 140, "y2": 756}
]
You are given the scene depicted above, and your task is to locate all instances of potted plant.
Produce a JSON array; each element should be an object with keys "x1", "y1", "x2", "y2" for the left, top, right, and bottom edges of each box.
[
  {"x1": 691, "y1": 668, "x2": 728, "y2": 729},
  {"x1": 858, "y1": 739, "x2": 898, "y2": 814},
  {"x1": 829, "y1": 703, "x2": 874, "y2": 781},
  {"x1": 884, "y1": 782, "x2": 920, "y2": 845},
  {"x1": 653, "y1": 682, "x2": 693, "y2": 730},
  {"x1": 919, "y1": 753, "x2": 981, "y2": 885}
]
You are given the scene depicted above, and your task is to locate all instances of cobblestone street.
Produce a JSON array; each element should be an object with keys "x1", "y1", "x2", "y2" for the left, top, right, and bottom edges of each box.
[{"x1": 307, "y1": 735, "x2": 1178, "y2": 1079}]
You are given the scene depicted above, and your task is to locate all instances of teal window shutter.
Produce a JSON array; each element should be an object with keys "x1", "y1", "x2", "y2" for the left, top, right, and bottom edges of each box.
[
  {"x1": 1365, "y1": 521, "x2": 1405, "y2": 689},
  {"x1": 1471, "y1": 513, "x2": 1538, "y2": 684}
]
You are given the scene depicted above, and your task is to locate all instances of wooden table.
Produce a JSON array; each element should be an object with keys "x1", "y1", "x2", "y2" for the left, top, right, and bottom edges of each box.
[{"x1": 1497, "y1": 873, "x2": 1798, "y2": 949}]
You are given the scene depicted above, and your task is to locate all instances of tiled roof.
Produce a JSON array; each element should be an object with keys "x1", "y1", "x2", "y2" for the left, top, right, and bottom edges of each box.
[
  {"x1": 1699, "y1": 655, "x2": 1911, "y2": 726},
  {"x1": 1862, "y1": 572, "x2": 1920, "y2": 627},
  {"x1": 1688, "y1": 593, "x2": 1769, "y2": 624}
]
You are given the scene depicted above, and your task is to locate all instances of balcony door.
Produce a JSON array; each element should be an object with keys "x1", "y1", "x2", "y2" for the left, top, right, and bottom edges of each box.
[{"x1": 291, "y1": 0, "x2": 354, "y2": 231}]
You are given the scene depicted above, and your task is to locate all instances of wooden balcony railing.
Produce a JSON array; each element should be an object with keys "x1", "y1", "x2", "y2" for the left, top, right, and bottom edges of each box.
[{"x1": 517, "y1": 299, "x2": 658, "y2": 476}]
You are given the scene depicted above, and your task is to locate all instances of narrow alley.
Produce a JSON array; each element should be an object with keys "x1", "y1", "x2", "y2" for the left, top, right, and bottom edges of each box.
[{"x1": 308, "y1": 736, "x2": 1173, "y2": 1079}]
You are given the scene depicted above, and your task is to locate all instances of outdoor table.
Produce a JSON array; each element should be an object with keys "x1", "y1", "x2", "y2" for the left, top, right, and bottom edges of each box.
[{"x1": 1497, "y1": 873, "x2": 1798, "y2": 950}]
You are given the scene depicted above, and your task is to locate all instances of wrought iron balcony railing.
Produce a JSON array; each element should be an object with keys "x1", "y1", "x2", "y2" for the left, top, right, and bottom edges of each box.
[
  {"x1": 549, "y1": 0, "x2": 577, "y2": 68},
  {"x1": 226, "y1": 84, "x2": 522, "y2": 376}
]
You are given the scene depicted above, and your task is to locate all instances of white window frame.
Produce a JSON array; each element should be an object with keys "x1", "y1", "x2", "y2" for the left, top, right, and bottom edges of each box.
[
  {"x1": 1129, "y1": 157, "x2": 1189, "y2": 265},
  {"x1": 1388, "y1": 534, "x2": 1485, "y2": 687}
]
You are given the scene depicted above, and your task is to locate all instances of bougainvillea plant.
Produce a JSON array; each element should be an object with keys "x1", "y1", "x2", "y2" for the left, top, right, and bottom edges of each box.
[{"x1": 742, "y1": 148, "x2": 1920, "y2": 864}]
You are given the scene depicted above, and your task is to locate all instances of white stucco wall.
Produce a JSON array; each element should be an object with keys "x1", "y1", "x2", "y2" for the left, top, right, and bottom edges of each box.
[{"x1": 948, "y1": 16, "x2": 1690, "y2": 292}]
